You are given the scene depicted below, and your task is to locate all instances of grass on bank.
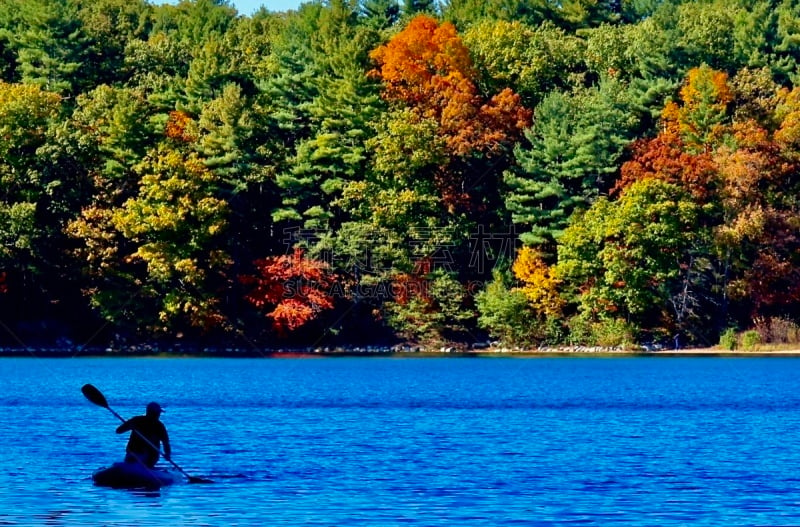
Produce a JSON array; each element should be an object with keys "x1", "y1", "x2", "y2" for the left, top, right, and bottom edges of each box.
[{"x1": 718, "y1": 319, "x2": 800, "y2": 352}]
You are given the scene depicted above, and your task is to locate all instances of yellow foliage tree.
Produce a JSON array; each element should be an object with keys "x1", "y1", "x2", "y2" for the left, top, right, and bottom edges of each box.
[
  {"x1": 775, "y1": 87, "x2": 800, "y2": 149},
  {"x1": 512, "y1": 247, "x2": 564, "y2": 318}
]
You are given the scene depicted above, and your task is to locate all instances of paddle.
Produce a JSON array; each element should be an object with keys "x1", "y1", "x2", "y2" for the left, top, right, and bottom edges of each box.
[{"x1": 81, "y1": 383, "x2": 213, "y2": 484}]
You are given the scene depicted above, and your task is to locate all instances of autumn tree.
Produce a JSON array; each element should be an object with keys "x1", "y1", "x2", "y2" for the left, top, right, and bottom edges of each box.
[
  {"x1": 614, "y1": 65, "x2": 800, "y2": 337},
  {"x1": 512, "y1": 246, "x2": 563, "y2": 318},
  {"x1": 69, "y1": 142, "x2": 230, "y2": 335},
  {"x1": 475, "y1": 247, "x2": 565, "y2": 346},
  {"x1": 369, "y1": 14, "x2": 531, "y2": 210},
  {"x1": 354, "y1": 15, "x2": 532, "y2": 340},
  {"x1": 0, "y1": 82, "x2": 61, "y2": 305},
  {"x1": 616, "y1": 132, "x2": 718, "y2": 202},
  {"x1": 661, "y1": 65, "x2": 733, "y2": 150},
  {"x1": 714, "y1": 120, "x2": 800, "y2": 318},
  {"x1": 240, "y1": 248, "x2": 336, "y2": 336},
  {"x1": 369, "y1": 14, "x2": 530, "y2": 156},
  {"x1": 615, "y1": 66, "x2": 733, "y2": 201},
  {"x1": 774, "y1": 85, "x2": 800, "y2": 150}
]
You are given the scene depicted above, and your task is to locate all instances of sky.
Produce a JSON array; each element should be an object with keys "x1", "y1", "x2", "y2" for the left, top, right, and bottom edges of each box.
[
  {"x1": 228, "y1": 0, "x2": 304, "y2": 15},
  {"x1": 154, "y1": 0, "x2": 306, "y2": 16}
]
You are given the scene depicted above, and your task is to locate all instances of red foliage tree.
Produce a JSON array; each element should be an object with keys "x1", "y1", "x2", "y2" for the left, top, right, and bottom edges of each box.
[
  {"x1": 392, "y1": 258, "x2": 433, "y2": 306},
  {"x1": 744, "y1": 223, "x2": 800, "y2": 313},
  {"x1": 240, "y1": 249, "x2": 336, "y2": 336},
  {"x1": 616, "y1": 131, "x2": 718, "y2": 202}
]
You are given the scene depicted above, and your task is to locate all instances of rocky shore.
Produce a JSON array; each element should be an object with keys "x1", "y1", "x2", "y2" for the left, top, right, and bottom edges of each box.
[{"x1": 2, "y1": 344, "x2": 800, "y2": 357}]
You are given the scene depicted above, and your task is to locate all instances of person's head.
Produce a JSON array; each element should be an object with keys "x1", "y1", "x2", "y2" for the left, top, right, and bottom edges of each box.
[{"x1": 146, "y1": 401, "x2": 163, "y2": 418}]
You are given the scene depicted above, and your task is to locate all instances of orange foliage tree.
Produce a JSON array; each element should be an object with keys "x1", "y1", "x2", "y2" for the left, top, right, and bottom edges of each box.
[
  {"x1": 714, "y1": 120, "x2": 800, "y2": 313},
  {"x1": 369, "y1": 15, "x2": 531, "y2": 154},
  {"x1": 618, "y1": 66, "x2": 733, "y2": 199},
  {"x1": 369, "y1": 15, "x2": 531, "y2": 207},
  {"x1": 165, "y1": 110, "x2": 197, "y2": 143},
  {"x1": 661, "y1": 65, "x2": 733, "y2": 150},
  {"x1": 240, "y1": 249, "x2": 336, "y2": 336},
  {"x1": 616, "y1": 66, "x2": 800, "y2": 322}
]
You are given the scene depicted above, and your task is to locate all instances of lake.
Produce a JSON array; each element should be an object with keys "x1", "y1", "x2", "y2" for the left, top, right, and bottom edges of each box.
[{"x1": 2, "y1": 356, "x2": 800, "y2": 525}]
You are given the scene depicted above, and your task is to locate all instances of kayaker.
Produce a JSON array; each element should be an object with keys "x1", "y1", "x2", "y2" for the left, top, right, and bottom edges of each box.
[{"x1": 116, "y1": 402, "x2": 171, "y2": 468}]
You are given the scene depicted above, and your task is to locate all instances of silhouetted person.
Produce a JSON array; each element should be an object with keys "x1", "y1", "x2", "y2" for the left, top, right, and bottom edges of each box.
[{"x1": 116, "y1": 402, "x2": 171, "y2": 468}]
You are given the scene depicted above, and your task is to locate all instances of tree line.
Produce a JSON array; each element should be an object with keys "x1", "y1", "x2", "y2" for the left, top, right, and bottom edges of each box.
[{"x1": 1, "y1": 0, "x2": 799, "y2": 349}]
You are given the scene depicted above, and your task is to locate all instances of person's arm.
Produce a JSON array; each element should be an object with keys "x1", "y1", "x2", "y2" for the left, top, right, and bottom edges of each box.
[
  {"x1": 116, "y1": 419, "x2": 133, "y2": 434},
  {"x1": 162, "y1": 425, "x2": 171, "y2": 460}
]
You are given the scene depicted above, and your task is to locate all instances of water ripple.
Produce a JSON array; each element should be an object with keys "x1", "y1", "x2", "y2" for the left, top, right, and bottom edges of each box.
[{"x1": 1, "y1": 357, "x2": 800, "y2": 525}]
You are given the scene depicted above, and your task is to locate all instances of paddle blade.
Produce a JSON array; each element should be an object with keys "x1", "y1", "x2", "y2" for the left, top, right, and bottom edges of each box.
[
  {"x1": 81, "y1": 384, "x2": 109, "y2": 409},
  {"x1": 187, "y1": 476, "x2": 214, "y2": 484}
]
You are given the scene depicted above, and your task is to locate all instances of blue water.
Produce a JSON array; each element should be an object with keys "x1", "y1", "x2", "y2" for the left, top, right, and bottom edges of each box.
[{"x1": 2, "y1": 356, "x2": 800, "y2": 525}]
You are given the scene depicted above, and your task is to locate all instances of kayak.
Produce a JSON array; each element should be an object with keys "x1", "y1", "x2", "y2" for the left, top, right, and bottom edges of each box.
[{"x1": 92, "y1": 462, "x2": 176, "y2": 489}]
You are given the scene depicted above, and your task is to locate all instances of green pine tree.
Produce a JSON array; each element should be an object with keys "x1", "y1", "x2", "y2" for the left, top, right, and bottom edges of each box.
[{"x1": 504, "y1": 80, "x2": 639, "y2": 249}]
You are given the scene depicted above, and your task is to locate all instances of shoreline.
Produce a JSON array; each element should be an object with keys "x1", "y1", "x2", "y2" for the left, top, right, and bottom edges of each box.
[{"x1": 2, "y1": 345, "x2": 800, "y2": 357}]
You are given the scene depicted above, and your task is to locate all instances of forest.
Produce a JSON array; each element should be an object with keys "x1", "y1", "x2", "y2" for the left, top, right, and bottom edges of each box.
[{"x1": 1, "y1": 0, "x2": 800, "y2": 350}]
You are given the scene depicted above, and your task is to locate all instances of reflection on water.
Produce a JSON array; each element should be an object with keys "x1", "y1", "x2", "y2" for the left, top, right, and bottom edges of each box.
[{"x1": 1, "y1": 357, "x2": 800, "y2": 525}]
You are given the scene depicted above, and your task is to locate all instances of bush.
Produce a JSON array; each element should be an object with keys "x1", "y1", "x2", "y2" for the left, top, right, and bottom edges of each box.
[
  {"x1": 591, "y1": 317, "x2": 637, "y2": 348},
  {"x1": 753, "y1": 317, "x2": 800, "y2": 344},
  {"x1": 567, "y1": 315, "x2": 636, "y2": 348},
  {"x1": 566, "y1": 315, "x2": 593, "y2": 346},
  {"x1": 385, "y1": 270, "x2": 471, "y2": 341},
  {"x1": 719, "y1": 328, "x2": 737, "y2": 350},
  {"x1": 475, "y1": 273, "x2": 544, "y2": 346},
  {"x1": 741, "y1": 330, "x2": 761, "y2": 351}
]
